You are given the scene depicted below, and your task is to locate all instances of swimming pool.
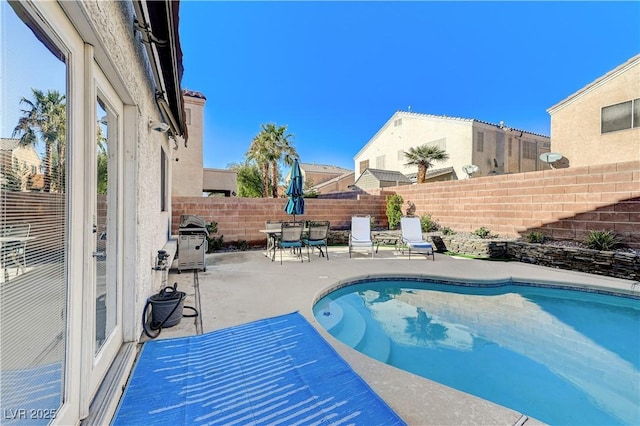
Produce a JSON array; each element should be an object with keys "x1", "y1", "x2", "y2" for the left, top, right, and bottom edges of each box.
[{"x1": 313, "y1": 278, "x2": 640, "y2": 425}]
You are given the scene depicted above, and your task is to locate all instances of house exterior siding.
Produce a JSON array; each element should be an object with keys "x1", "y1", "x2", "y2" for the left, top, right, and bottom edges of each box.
[
  {"x1": 548, "y1": 55, "x2": 640, "y2": 168},
  {"x1": 354, "y1": 111, "x2": 551, "y2": 180}
]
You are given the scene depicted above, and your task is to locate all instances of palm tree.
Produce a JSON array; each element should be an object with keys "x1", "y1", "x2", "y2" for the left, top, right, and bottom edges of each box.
[
  {"x1": 246, "y1": 133, "x2": 271, "y2": 198},
  {"x1": 404, "y1": 144, "x2": 449, "y2": 184},
  {"x1": 12, "y1": 88, "x2": 66, "y2": 192},
  {"x1": 261, "y1": 123, "x2": 296, "y2": 198},
  {"x1": 246, "y1": 123, "x2": 297, "y2": 198}
]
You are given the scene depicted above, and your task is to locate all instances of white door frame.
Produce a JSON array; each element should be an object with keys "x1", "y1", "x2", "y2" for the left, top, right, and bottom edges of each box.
[{"x1": 79, "y1": 51, "x2": 125, "y2": 414}]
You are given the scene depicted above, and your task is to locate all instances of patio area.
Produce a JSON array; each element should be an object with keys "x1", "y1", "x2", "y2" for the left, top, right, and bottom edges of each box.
[{"x1": 146, "y1": 245, "x2": 638, "y2": 425}]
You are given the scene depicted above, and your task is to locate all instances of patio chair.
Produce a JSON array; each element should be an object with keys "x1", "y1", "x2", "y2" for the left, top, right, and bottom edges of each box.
[
  {"x1": 400, "y1": 216, "x2": 434, "y2": 260},
  {"x1": 2, "y1": 223, "x2": 31, "y2": 276},
  {"x1": 349, "y1": 216, "x2": 374, "y2": 258},
  {"x1": 277, "y1": 221, "x2": 304, "y2": 264},
  {"x1": 303, "y1": 221, "x2": 330, "y2": 261}
]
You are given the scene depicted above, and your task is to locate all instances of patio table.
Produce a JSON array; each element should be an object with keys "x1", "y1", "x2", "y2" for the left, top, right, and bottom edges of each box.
[{"x1": 259, "y1": 229, "x2": 280, "y2": 261}]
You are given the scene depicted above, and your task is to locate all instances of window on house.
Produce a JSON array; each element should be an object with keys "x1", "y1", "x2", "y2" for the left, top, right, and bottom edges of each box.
[
  {"x1": 476, "y1": 132, "x2": 484, "y2": 152},
  {"x1": 185, "y1": 108, "x2": 192, "y2": 125},
  {"x1": 161, "y1": 147, "x2": 167, "y2": 211},
  {"x1": 359, "y1": 160, "x2": 369, "y2": 174},
  {"x1": 523, "y1": 141, "x2": 537, "y2": 160},
  {"x1": 508, "y1": 137, "x2": 513, "y2": 157},
  {"x1": 394, "y1": 118, "x2": 402, "y2": 127},
  {"x1": 376, "y1": 155, "x2": 385, "y2": 169},
  {"x1": 428, "y1": 137, "x2": 447, "y2": 150},
  {"x1": 601, "y1": 99, "x2": 640, "y2": 133}
]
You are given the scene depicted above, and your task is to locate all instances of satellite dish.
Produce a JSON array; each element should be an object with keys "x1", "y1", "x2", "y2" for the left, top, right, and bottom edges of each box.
[
  {"x1": 539, "y1": 152, "x2": 563, "y2": 169},
  {"x1": 462, "y1": 164, "x2": 479, "y2": 178}
]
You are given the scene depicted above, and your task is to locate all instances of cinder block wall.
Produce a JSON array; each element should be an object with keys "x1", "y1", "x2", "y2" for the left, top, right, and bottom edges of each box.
[
  {"x1": 172, "y1": 161, "x2": 639, "y2": 249},
  {"x1": 388, "y1": 161, "x2": 639, "y2": 248},
  {"x1": 171, "y1": 195, "x2": 388, "y2": 244}
]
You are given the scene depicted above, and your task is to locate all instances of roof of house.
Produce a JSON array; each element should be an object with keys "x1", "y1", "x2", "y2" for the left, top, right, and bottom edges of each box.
[
  {"x1": 405, "y1": 166, "x2": 455, "y2": 181},
  {"x1": 309, "y1": 171, "x2": 355, "y2": 191},
  {"x1": 356, "y1": 168, "x2": 412, "y2": 184},
  {"x1": 547, "y1": 54, "x2": 640, "y2": 114},
  {"x1": 299, "y1": 163, "x2": 352, "y2": 174},
  {"x1": 182, "y1": 89, "x2": 207, "y2": 100},
  {"x1": 354, "y1": 110, "x2": 549, "y2": 159},
  {"x1": 0, "y1": 138, "x2": 20, "y2": 151}
]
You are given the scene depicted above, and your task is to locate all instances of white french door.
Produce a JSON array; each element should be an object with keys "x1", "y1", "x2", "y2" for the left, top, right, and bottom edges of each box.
[{"x1": 81, "y1": 62, "x2": 124, "y2": 408}]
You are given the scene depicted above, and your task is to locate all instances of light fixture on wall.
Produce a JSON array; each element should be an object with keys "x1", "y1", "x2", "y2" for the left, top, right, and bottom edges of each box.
[{"x1": 149, "y1": 119, "x2": 170, "y2": 133}]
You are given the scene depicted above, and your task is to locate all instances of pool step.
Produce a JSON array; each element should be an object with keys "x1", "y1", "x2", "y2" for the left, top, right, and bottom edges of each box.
[
  {"x1": 329, "y1": 295, "x2": 367, "y2": 349},
  {"x1": 354, "y1": 305, "x2": 392, "y2": 364},
  {"x1": 330, "y1": 295, "x2": 392, "y2": 364},
  {"x1": 313, "y1": 299, "x2": 343, "y2": 333}
]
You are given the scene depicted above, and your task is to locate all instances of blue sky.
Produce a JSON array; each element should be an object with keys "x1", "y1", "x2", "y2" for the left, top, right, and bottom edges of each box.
[{"x1": 180, "y1": 1, "x2": 640, "y2": 171}]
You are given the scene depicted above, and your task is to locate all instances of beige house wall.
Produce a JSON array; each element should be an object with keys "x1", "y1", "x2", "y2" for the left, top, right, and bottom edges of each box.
[
  {"x1": 548, "y1": 55, "x2": 640, "y2": 168},
  {"x1": 355, "y1": 111, "x2": 550, "y2": 181},
  {"x1": 173, "y1": 94, "x2": 205, "y2": 196},
  {"x1": 203, "y1": 168, "x2": 237, "y2": 195}
]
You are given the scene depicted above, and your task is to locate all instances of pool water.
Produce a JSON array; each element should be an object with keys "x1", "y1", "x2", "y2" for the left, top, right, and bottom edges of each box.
[{"x1": 313, "y1": 280, "x2": 640, "y2": 425}]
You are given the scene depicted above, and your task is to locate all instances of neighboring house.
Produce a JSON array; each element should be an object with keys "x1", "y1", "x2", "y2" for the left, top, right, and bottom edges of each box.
[
  {"x1": 308, "y1": 171, "x2": 355, "y2": 195},
  {"x1": 1, "y1": 2, "x2": 186, "y2": 425},
  {"x1": 172, "y1": 90, "x2": 237, "y2": 196},
  {"x1": 405, "y1": 166, "x2": 455, "y2": 184},
  {"x1": 299, "y1": 163, "x2": 352, "y2": 187},
  {"x1": 547, "y1": 54, "x2": 640, "y2": 168},
  {"x1": 354, "y1": 111, "x2": 551, "y2": 182},
  {"x1": 0, "y1": 138, "x2": 43, "y2": 191},
  {"x1": 351, "y1": 168, "x2": 413, "y2": 191}
]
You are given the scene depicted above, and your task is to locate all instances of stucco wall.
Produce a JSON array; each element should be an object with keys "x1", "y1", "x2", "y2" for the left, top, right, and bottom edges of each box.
[
  {"x1": 83, "y1": 0, "x2": 175, "y2": 323},
  {"x1": 549, "y1": 57, "x2": 640, "y2": 168},
  {"x1": 173, "y1": 95, "x2": 205, "y2": 196}
]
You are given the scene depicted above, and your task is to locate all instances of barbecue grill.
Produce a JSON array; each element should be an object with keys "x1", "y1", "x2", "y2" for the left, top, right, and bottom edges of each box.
[{"x1": 177, "y1": 215, "x2": 208, "y2": 272}]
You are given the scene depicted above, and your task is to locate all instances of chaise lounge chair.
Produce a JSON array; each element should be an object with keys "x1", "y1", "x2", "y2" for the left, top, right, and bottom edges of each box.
[
  {"x1": 400, "y1": 216, "x2": 435, "y2": 260},
  {"x1": 349, "y1": 216, "x2": 374, "y2": 258}
]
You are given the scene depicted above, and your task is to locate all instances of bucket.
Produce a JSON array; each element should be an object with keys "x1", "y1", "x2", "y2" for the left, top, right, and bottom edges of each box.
[{"x1": 149, "y1": 285, "x2": 185, "y2": 328}]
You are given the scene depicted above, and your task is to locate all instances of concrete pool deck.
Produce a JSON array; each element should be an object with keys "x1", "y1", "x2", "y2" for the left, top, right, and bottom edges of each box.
[{"x1": 153, "y1": 246, "x2": 639, "y2": 425}]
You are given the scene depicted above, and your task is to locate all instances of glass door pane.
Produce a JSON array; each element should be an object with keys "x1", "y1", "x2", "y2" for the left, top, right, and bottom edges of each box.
[{"x1": 95, "y1": 98, "x2": 117, "y2": 354}]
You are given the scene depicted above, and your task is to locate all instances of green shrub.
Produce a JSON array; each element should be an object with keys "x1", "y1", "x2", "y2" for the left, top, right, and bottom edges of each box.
[
  {"x1": 420, "y1": 213, "x2": 438, "y2": 232},
  {"x1": 472, "y1": 227, "x2": 492, "y2": 239},
  {"x1": 525, "y1": 231, "x2": 546, "y2": 244},
  {"x1": 584, "y1": 230, "x2": 622, "y2": 251},
  {"x1": 386, "y1": 194, "x2": 404, "y2": 230},
  {"x1": 440, "y1": 226, "x2": 455, "y2": 235},
  {"x1": 206, "y1": 221, "x2": 224, "y2": 252}
]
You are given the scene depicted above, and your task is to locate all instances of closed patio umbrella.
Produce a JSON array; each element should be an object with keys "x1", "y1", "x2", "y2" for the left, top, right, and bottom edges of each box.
[{"x1": 284, "y1": 159, "x2": 304, "y2": 223}]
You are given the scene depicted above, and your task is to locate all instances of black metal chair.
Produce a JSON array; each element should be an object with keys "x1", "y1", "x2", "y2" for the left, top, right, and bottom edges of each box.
[
  {"x1": 303, "y1": 221, "x2": 330, "y2": 261},
  {"x1": 277, "y1": 222, "x2": 304, "y2": 264}
]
